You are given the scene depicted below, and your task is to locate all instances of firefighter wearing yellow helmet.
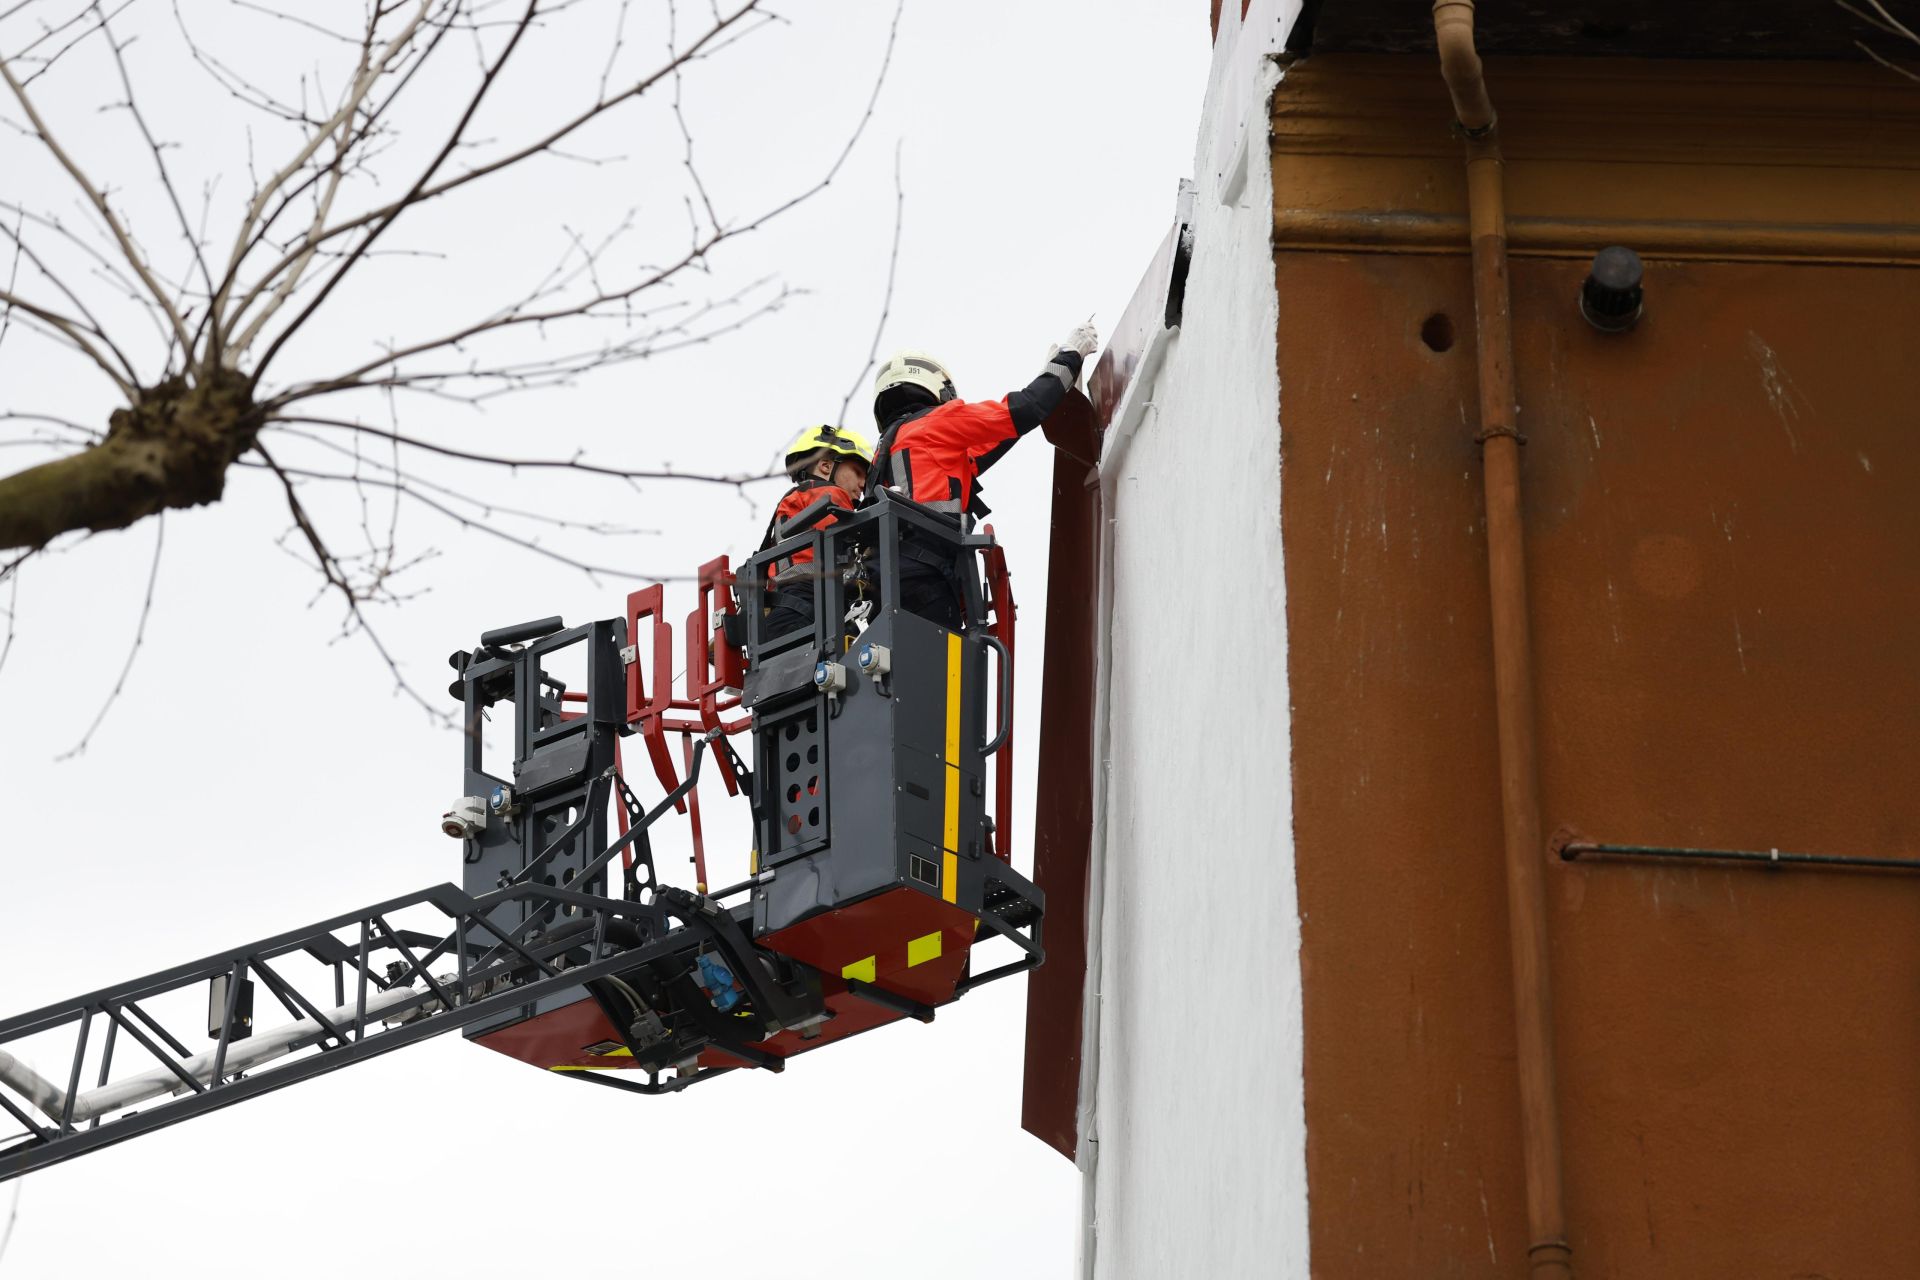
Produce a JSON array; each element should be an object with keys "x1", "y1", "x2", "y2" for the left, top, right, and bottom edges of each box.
[{"x1": 757, "y1": 425, "x2": 874, "y2": 638}]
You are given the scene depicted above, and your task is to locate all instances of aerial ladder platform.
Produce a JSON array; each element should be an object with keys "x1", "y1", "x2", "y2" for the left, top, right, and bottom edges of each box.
[{"x1": 0, "y1": 494, "x2": 1041, "y2": 1182}]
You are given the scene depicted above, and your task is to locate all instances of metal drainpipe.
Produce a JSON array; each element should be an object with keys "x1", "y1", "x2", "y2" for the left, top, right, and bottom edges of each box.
[{"x1": 1431, "y1": 3, "x2": 1574, "y2": 1276}]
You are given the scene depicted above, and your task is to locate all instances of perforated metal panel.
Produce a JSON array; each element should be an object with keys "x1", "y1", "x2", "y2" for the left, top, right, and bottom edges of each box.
[{"x1": 766, "y1": 704, "x2": 828, "y2": 863}]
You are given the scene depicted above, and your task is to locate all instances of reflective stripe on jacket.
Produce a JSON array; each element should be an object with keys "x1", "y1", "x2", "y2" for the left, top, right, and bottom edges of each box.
[
  {"x1": 882, "y1": 399, "x2": 1017, "y2": 516},
  {"x1": 869, "y1": 348, "x2": 1082, "y2": 518}
]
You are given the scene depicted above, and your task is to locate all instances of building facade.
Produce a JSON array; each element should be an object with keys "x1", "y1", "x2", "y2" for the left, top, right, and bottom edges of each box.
[{"x1": 1026, "y1": 3, "x2": 1920, "y2": 1275}]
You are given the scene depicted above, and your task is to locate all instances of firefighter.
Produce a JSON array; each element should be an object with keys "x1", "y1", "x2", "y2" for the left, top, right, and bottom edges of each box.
[
  {"x1": 758, "y1": 424, "x2": 872, "y2": 639},
  {"x1": 865, "y1": 324, "x2": 1099, "y2": 629}
]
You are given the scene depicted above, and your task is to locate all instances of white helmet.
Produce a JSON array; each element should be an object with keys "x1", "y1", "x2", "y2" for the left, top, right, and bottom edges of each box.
[{"x1": 873, "y1": 349, "x2": 957, "y2": 410}]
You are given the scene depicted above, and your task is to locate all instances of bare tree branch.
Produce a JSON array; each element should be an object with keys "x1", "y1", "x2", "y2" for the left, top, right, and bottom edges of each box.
[
  {"x1": 94, "y1": 2, "x2": 215, "y2": 304},
  {"x1": 232, "y1": 0, "x2": 769, "y2": 358},
  {"x1": 266, "y1": 424, "x2": 662, "y2": 535},
  {"x1": 9, "y1": 0, "x2": 134, "y2": 86},
  {"x1": 838, "y1": 136, "x2": 906, "y2": 428},
  {"x1": 252, "y1": 439, "x2": 450, "y2": 722},
  {"x1": 171, "y1": 0, "x2": 320, "y2": 125},
  {"x1": 248, "y1": 0, "x2": 564, "y2": 376},
  {"x1": 0, "y1": 202, "x2": 19, "y2": 354},
  {"x1": 0, "y1": 284, "x2": 137, "y2": 394},
  {"x1": 271, "y1": 263, "x2": 787, "y2": 401},
  {"x1": 245, "y1": 459, "x2": 689, "y2": 584},
  {"x1": 55, "y1": 511, "x2": 163, "y2": 759},
  {"x1": 268, "y1": 413, "x2": 780, "y2": 485},
  {"x1": 228, "y1": 0, "x2": 365, "y2": 46},
  {"x1": 209, "y1": 0, "x2": 446, "y2": 355},
  {"x1": 261, "y1": 278, "x2": 796, "y2": 418},
  {"x1": 1, "y1": 409, "x2": 100, "y2": 439},
  {"x1": 0, "y1": 565, "x2": 18, "y2": 682},
  {"x1": 0, "y1": 1177, "x2": 20, "y2": 1270},
  {"x1": 0, "y1": 46, "x2": 194, "y2": 350},
  {"x1": 0, "y1": 205, "x2": 143, "y2": 384},
  {"x1": 0, "y1": 196, "x2": 169, "y2": 337}
]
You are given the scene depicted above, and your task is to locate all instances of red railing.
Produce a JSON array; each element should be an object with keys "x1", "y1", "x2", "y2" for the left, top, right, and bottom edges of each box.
[
  {"x1": 566, "y1": 543, "x2": 1016, "y2": 888},
  {"x1": 981, "y1": 531, "x2": 1016, "y2": 864},
  {"x1": 614, "y1": 559, "x2": 751, "y2": 892}
]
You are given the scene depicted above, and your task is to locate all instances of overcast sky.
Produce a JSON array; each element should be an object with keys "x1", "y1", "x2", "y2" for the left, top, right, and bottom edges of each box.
[{"x1": 0, "y1": 2, "x2": 1213, "y2": 1273}]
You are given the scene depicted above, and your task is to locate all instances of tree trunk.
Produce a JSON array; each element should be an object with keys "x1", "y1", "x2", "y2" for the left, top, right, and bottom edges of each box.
[{"x1": 0, "y1": 374, "x2": 257, "y2": 551}]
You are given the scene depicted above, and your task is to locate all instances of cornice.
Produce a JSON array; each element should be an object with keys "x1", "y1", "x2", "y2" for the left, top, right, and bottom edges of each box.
[{"x1": 1270, "y1": 55, "x2": 1920, "y2": 264}]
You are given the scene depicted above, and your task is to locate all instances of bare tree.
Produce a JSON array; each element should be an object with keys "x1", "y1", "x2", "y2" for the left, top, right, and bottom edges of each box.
[{"x1": 0, "y1": 0, "x2": 901, "y2": 718}]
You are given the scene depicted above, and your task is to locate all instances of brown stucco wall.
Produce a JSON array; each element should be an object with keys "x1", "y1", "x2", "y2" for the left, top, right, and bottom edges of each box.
[{"x1": 1278, "y1": 56, "x2": 1920, "y2": 1278}]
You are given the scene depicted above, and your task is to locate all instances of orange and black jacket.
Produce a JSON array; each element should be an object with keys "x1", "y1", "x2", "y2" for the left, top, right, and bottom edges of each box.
[
  {"x1": 758, "y1": 479, "x2": 856, "y2": 587},
  {"x1": 868, "y1": 349, "x2": 1083, "y2": 519}
]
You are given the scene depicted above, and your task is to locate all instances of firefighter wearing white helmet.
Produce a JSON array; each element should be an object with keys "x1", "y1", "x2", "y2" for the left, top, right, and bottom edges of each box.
[
  {"x1": 756, "y1": 424, "x2": 873, "y2": 639},
  {"x1": 865, "y1": 323, "x2": 1099, "y2": 630},
  {"x1": 872, "y1": 350, "x2": 958, "y2": 411}
]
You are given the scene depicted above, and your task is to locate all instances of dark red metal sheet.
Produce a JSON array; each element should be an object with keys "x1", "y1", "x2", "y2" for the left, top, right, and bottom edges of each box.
[
  {"x1": 1020, "y1": 388, "x2": 1102, "y2": 1160},
  {"x1": 468, "y1": 981, "x2": 917, "y2": 1075},
  {"x1": 696, "y1": 985, "x2": 908, "y2": 1067},
  {"x1": 471, "y1": 993, "x2": 625, "y2": 1071}
]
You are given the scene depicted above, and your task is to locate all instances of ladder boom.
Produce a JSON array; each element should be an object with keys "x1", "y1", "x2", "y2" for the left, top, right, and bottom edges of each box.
[{"x1": 0, "y1": 879, "x2": 738, "y2": 1182}]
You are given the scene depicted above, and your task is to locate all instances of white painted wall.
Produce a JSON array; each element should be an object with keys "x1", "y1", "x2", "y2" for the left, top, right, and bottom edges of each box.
[{"x1": 1079, "y1": 3, "x2": 1308, "y2": 1277}]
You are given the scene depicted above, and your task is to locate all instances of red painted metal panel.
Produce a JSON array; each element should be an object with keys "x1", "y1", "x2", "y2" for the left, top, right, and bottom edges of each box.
[
  {"x1": 1020, "y1": 390, "x2": 1102, "y2": 1160},
  {"x1": 469, "y1": 982, "x2": 915, "y2": 1073},
  {"x1": 624, "y1": 585, "x2": 687, "y2": 813},
  {"x1": 684, "y1": 556, "x2": 745, "y2": 796},
  {"x1": 982, "y1": 534, "x2": 1017, "y2": 862}
]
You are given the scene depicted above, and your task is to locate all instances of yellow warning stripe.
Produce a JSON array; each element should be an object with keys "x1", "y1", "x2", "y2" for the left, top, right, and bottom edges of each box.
[
  {"x1": 549, "y1": 1044, "x2": 633, "y2": 1071},
  {"x1": 907, "y1": 931, "x2": 943, "y2": 968},
  {"x1": 942, "y1": 631, "x2": 962, "y2": 903},
  {"x1": 944, "y1": 631, "x2": 962, "y2": 761},
  {"x1": 841, "y1": 955, "x2": 876, "y2": 983}
]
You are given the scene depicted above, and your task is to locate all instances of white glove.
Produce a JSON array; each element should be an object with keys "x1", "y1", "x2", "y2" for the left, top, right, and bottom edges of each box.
[{"x1": 1060, "y1": 320, "x2": 1100, "y2": 358}]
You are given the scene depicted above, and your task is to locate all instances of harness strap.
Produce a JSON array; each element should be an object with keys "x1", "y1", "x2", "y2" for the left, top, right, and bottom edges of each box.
[
  {"x1": 864, "y1": 404, "x2": 936, "y2": 504},
  {"x1": 897, "y1": 536, "x2": 961, "y2": 571}
]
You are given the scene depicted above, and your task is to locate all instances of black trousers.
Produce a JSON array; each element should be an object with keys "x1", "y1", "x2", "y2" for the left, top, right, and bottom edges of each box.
[
  {"x1": 764, "y1": 584, "x2": 863, "y2": 648},
  {"x1": 898, "y1": 560, "x2": 964, "y2": 632},
  {"x1": 761, "y1": 586, "x2": 816, "y2": 643}
]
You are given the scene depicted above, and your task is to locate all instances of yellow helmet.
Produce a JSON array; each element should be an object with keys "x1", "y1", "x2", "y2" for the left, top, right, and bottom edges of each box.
[{"x1": 783, "y1": 424, "x2": 873, "y2": 474}]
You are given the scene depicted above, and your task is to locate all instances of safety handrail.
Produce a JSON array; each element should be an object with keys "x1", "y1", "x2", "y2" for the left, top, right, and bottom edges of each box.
[{"x1": 980, "y1": 632, "x2": 1013, "y2": 755}]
